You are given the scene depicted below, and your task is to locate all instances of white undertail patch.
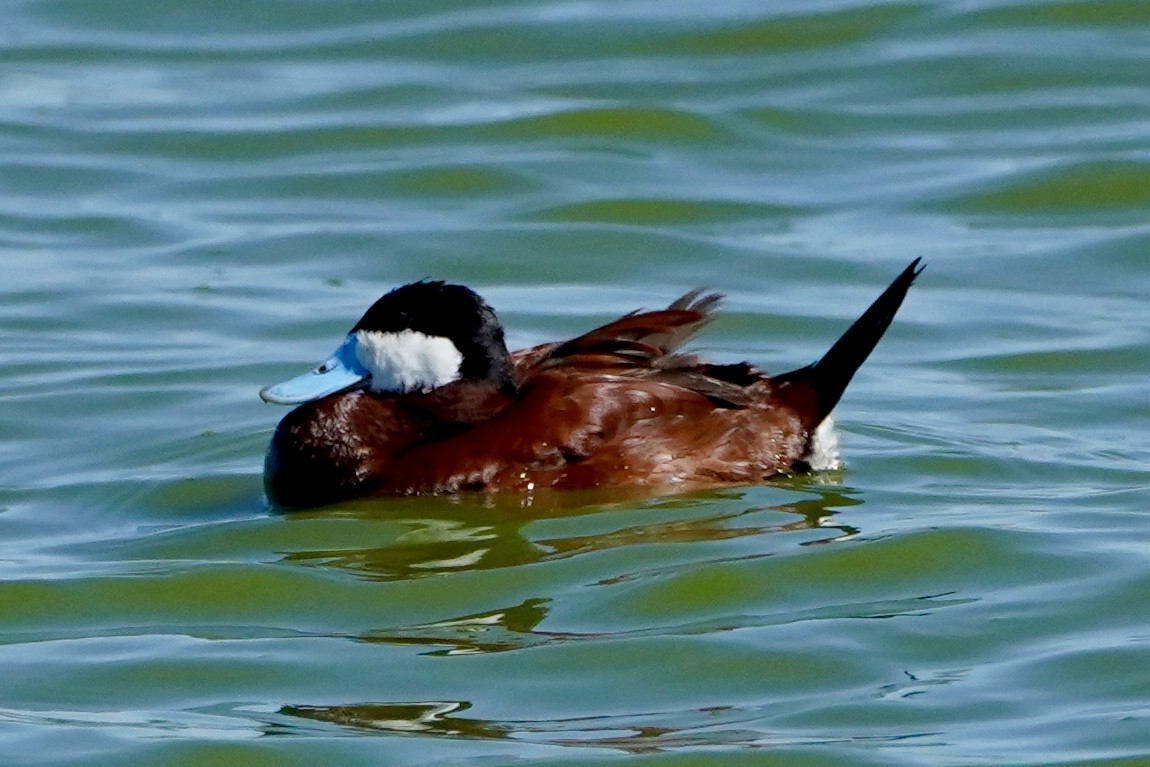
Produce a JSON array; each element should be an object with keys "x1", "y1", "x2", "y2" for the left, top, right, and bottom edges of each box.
[
  {"x1": 354, "y1": 329, "x2": 463, "y2": 393},
  {"x1": 806, "y1": 415, "x2": 843, "y2": 471}
]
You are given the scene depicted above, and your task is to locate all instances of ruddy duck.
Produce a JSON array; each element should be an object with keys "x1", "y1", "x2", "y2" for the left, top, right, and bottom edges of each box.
[{"x1": 261, "y1": 260, "x2": 922, "y2": 508}]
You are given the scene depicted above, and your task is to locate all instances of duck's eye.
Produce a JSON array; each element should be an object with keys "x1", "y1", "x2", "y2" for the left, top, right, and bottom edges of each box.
[{"x1": 316, "y1": 363, "x2": 330, "y2": 374}]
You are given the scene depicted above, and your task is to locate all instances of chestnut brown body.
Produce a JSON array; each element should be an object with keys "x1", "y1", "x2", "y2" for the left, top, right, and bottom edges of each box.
[{"x1": 265, "y1": 261, "x2": 921, "y2": 508}]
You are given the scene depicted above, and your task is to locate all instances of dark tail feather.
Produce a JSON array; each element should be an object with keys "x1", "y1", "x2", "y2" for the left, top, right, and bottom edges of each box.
[{"x1": 773, "y1": 258, "x2": 923, "y2": 427}]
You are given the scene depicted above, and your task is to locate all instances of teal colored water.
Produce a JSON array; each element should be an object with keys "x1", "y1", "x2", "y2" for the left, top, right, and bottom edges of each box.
[{"x1": 2, "y1": 1, "x2": 1149, "y2": 765}]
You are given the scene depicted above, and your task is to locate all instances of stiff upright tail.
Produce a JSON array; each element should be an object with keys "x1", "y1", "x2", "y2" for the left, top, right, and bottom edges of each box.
[{"x1": 773, "y1": 258, "x2": 923, "y2": 428}]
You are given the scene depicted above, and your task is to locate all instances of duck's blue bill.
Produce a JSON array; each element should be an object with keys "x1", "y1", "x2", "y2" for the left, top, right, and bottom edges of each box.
[{"x1": 260, "y1": 335, "x2": 369, "y2": 405}]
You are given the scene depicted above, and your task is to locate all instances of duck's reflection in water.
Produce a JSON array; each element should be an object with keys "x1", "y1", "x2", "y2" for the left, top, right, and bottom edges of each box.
[
  {"x1": 277, "y1": 484, "x2": 865, "y2": 655},
  {"x1": 275, "y1": 486, "x2": 952, "y2": 750},
  {"x1": 279, "y1": 483, "x2": 862, "y2": 582},
  {"x1": 278, "y1": 698, "x2": 938, "y2": 752},
  {"x1": 279, "y1": 698, "x2": 731, "y2": 750}
]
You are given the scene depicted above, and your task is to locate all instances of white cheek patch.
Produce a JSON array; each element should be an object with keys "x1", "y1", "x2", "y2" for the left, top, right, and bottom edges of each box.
[
  {"x1": 805, "y1": 415, "x2": 843, "y2": 471},
  {"x1": 354, "y1": 329, "x2": 463, "y2": 393}
]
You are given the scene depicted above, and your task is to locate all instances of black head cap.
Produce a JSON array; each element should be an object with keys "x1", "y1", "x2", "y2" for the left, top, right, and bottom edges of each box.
[{"x1": 352, "y1": 281, "x2": 517, "y2": 391}]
